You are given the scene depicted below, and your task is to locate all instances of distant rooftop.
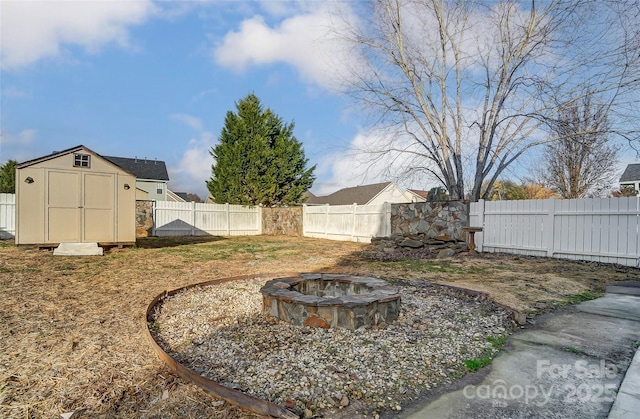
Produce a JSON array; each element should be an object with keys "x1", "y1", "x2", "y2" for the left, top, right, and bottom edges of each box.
[
  {"x1": 103, "y1": 156, "x2": 169, "y2": 181},
  {"x1": 408, "y1": 189, "x2": 429, "y2": 199},
  {"x1": 620, "y1": 164, "x2": 640, "y2": 182},
  {"x1": 174, "y1": 192, "x2": 190, "y2": 202},
  {"x1": 306, "y1": 182, "x2": 392, "y2": 205}
]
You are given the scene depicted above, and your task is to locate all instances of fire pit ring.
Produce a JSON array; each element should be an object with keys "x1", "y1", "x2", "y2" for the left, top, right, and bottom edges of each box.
[{"x1": 260, "y1": 273, "x2": 401, "y2": 330}]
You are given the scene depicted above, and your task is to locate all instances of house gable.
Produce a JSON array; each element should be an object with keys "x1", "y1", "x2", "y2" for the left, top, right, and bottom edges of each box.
[
  {"x1": 167, "y1": 190, "x2": 187, "y2": 202},
  {"x1": 619, "y1": 163, "x2": 640, "y2": 195},
  {"x1": 307, "y1": 182, "x2": 411, "y2": 205},
  {"x1": 367, "y1": 183, "x2": 407, "y2": 205},
  {"x1": 405, "y1": 189, "x2": 428, "y2": 202},
  {"x1": 306, "y1": 182, "x2": 392, "y2": 205}
]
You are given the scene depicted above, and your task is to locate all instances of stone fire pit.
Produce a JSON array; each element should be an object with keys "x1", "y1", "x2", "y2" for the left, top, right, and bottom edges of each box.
[{"x1": 260, "y1": 273, "x2": 401, "y2": 330}]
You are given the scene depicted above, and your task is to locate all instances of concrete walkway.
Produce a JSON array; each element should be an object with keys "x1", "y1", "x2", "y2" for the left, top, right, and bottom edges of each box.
[{"x1": 400, "y1": 282, "x2": 640, "y2": 419}]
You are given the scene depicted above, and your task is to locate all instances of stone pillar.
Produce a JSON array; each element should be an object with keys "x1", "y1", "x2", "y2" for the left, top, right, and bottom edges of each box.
[{"x1": 135, "y1": 200, "x2": 154, "y2": 238}]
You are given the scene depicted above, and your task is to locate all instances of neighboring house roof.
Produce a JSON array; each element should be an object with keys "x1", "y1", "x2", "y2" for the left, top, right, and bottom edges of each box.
[
  {"x1": 620, "y1": 164, "x2": 640, "y2": 183},
  {"x1": 306, "y1": 182, "x2": 394, "y2": 205},
  {"x1": 408, "y1": 189, "x2": 429, "y2": 199},
  {"x1": 103, "y1": 156, "x2": 169, "y2": 181},
  {"x1": 174, "y1": 192, "x2": 191, "y2": 202},
  {"x1": 167, "y1": 190, "x2": 190, "y2": 202}
]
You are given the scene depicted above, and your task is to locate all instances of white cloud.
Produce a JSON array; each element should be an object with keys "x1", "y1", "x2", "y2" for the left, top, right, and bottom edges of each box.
[
  {"x1": 0, "y1": 0, "x2": 156, "y2": 69},
  {"x1": 313, "y1": 129, "x2": 437, "y2": 195},
  {"x1": 213, "y1": 3, "x2": 358, "y2": 90},
  {"x1": 0, "y1": 129, "x2": 39, "y2": 163},
  {"x1": 167, "y1": 112, "x2": 215, "y2": 197},
  {"x1": 168, "y1": 134, "x2": 215, "y2": 199},
  {"x1": 170, "y1": 113, "x2": 204, "y2": 132},
  {"x1": 2, "y1": 86, "x2": 32, "y2": 99},
  {"x1": 1, "y1": 129, "x2": 37, "y2": 146},
  {"x1": 178, "y1": 135, "x2": 214, "y2": 181}
]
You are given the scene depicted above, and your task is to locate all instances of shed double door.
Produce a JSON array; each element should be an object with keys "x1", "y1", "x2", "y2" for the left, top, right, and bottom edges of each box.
[{"x1": 47, "y1": 170, "x2": 115, "y2": 243}]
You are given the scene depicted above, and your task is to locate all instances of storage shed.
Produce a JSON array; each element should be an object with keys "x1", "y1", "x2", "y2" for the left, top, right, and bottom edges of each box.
[{"x1": 15, "y1": 145, "x2": 136, "y2": 246}]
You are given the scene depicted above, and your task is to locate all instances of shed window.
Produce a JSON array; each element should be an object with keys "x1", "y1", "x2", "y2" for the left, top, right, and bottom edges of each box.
[{"x1": 74, "y1": 153, "x2": 90, "y2": 168}]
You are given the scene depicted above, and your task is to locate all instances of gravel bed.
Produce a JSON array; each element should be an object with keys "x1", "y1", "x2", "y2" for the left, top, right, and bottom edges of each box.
[{"x1": 149, "y1": 276, "x2": 512, "y2": 418}]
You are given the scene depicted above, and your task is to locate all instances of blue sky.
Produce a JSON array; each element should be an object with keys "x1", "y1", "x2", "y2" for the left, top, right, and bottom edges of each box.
[
  {"x1": 1, "y1": 1, "x2": 637, "y2": 199},
  {"x1": 0, "y1": 1, "x2": 372, "y2": 199}
]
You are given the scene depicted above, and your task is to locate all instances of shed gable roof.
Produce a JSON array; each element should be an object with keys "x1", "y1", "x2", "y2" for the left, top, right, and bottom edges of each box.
[
  {"x1": 620, "y1": 164, "x2": 640, "y2": 182},
  {"x1": 15, "y1": 145, "x2": 135, "y2": 177},
  {"x1": 306, "y1": 182, "x2": 393, "y2": 205},
  {"x1": 16, "y1": 145, "x2": 93, "y2": 169},
  {"x1": 103, "y1": 156, "x2": 169, "y2": 181}
]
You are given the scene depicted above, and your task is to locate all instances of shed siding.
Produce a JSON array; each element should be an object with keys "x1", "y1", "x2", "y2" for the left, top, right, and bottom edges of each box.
[
  {"x1": 47, "y1": 170, "x2": 81, "y2": 242},
  {"x1": 15, "y1": 167, "x2": 45, "y2": 244},
  {"x1": 117, "y1": 175, "x2": 136, "y2": 242},
  {"x1": 83, "y1": 173, "x2": 115, "y2": 242},
  {"x1": 16, "y1": 147, "x2": 136, "y2": 245}
]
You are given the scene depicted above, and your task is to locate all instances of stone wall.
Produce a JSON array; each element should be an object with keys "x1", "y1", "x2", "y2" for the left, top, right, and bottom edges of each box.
[
  {"x1": 390, "y1": 200, "x2": 469, "y2": 241},
  {"x1": 262, "y1": 207, "x2": 303, "y2": 236},
  {"x1": 369, "y1": 201, "x2": 471, "y2": 258},
  {"x1": 136, "y1": 200, "x2": 154, "y2": 238}
]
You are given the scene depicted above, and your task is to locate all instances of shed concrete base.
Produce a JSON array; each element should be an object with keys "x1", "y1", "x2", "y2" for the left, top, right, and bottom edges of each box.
[{"x1": 53, "y1": 242, "x2": 104, "y2": 256}]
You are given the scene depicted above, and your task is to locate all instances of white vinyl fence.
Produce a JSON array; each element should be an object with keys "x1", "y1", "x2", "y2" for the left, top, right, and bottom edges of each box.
[
  {"x1": 0, "y1": 193, "x2": 15, "y2": 239},
  {"x1": 470, "y1": 197, "x2": 640, "y2": 267},
  {"x1": 302, "y1": 203, "x2": 391, "y2": 243},
  {"x1": 153, "y1": 201, "x2": 261, "y2": 237}
]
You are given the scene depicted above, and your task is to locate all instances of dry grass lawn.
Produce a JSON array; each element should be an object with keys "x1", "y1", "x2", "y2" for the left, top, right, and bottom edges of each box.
[{"x1": 0, "y1": 236, "x2": 636, "y2": 418}]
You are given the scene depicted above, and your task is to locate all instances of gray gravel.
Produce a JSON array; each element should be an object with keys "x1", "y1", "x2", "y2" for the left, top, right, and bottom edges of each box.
[{"x1": 149, "y1": 276, "x2": 512, "y2": 417}]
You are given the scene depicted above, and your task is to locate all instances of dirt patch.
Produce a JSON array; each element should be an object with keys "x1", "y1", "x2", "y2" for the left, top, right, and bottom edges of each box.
[
  {"x1": 0, "y1": 237, "x2": 637, "y2": 418},
  {"x1": 341, "y1": 249, "x2": 636, "y2": 313}
]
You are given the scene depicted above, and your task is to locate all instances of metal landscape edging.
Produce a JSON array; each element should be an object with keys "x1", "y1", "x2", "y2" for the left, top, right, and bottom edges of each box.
[{"x1": 144, "y1": 273, "x2": 301, "y2": 419}]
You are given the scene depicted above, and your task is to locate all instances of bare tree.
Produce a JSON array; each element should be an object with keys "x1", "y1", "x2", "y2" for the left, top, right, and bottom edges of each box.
[
  {"x1": 611, "y1": 186, "x2": 637, "y2": 197},
  {"x1": 540, "y1": 96, "x2": 619, "y2": 198},
  {"x1": 338, "y1": 0, "x2": 640, "y2": 200}
]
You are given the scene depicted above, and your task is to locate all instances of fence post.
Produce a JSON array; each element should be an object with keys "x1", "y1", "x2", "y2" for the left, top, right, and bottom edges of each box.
[
  {"x1": 302, "y1": 204, "x2": 307, "y2": 237},
  {"x1": 226, "y1": 203, "x2": 230, "y2": 235},
  {"x1": 191, "y1": 201, "x2": 196, "y2": 236},
  {"x1": 476, "y1": 199, "x2": 485, "y2": 252},
  {"x1": 637, "y1": 196, "x2": 640, "y2": 268},
  {"x1": 151, "y1": 200, "x2": 156, "y2": 236},
  {"x1": 325, "y1": 204, "x2": 329, "y2": 239},
  {"x1": 384, "y1": 202, "x2": 392, "y2": 237},
  {"x1": 352, "y1": 203, "x2": 357, "y2": 242},
  {"x1": 544, "y1": 198, "x2": 556, "y2": 257}
]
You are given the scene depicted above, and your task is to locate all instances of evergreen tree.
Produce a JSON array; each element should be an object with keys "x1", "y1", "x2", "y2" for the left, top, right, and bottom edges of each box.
[
  {"x1": 0, "y1": 160, "x2": 17, "y2": 193},
  {"x1": 207, "y1": 94, "x2": 315, "y2": 206}
]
